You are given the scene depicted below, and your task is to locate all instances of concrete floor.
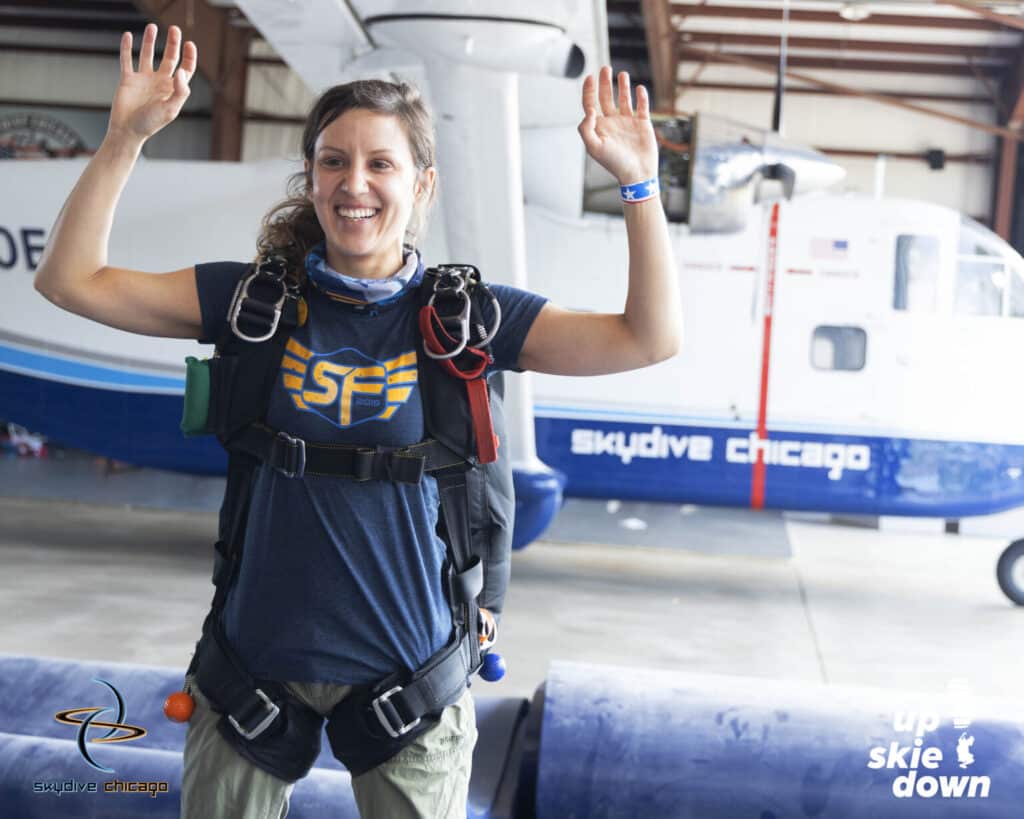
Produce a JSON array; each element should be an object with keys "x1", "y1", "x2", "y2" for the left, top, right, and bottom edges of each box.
[{"x1": 2, "y1": 480, "x2": 1022, "y2": 703}]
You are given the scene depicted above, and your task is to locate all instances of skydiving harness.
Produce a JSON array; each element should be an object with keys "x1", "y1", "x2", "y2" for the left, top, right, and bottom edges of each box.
[{"x1": 181, "y1": 253, "x2": 508, "y2": 779}]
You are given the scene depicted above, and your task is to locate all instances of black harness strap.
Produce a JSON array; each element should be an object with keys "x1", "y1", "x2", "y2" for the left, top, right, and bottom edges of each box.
[
  {"x1": 436, "y1": 469, "x2": 484, "y2": 672},
  {"x1": 227, "y1": 423, "x2": 466, "y2": 482}
]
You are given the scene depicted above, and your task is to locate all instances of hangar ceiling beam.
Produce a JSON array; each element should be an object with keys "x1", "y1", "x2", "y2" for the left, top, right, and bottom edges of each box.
[
  {"x1": 676, "y1": 50, "x2": 1001, "y2": 77},
  {"x1": 821, "y1": 148, "x2": 990, "y2": 165},
  {"x1": 937, "y1": 0, "x2": 1024, "y2": 33},
  {"x1": 677, "y1": 44, "x2": 1024, "y2": 142},
  {"x1": 641, "y1": 0, "x2": 678, "y2": 113},
  {"x1": 132, "y1": 0, "x2": 251, "y2": 161},
  {"x1": 667, "y1": 81, "x2": 991, "y2": 105},
  {"x1": 0, "y1": 0, "x2": 137, "y2": 10},
  {"x1": 650, "y1": 136, "x2": 990, "y2": 165},
  {"x1": 674, "y1": 32, "x2": 1014, "y2": 61},
  {"x1": 664, "y1": 3, "x2": 1006, "y2": 32},
  {"x1": 0, "y1": 13, "x2": 142, "y2": 32}
]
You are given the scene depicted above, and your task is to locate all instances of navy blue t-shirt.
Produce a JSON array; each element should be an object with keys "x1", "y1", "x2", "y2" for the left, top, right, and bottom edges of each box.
[{"x1": 195, "y1": 254, "x2": 547, "y2": 684}]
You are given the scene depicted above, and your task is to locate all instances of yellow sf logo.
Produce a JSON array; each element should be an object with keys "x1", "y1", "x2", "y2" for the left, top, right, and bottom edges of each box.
[
  {"x1": 280, "y1": 339, "x2": 417, "y2": 428},
  {"x1": 304, "y1": 361, "x2": 385, "y2": 426}
]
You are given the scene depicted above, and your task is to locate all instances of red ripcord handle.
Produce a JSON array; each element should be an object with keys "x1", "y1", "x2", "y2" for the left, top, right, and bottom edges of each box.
[
  {"x1": 467, "y1": 379, "x2": 498, "y2": 463},
  {"x1": 419, "y1": 304, "x2": 500, "y2": 463}
]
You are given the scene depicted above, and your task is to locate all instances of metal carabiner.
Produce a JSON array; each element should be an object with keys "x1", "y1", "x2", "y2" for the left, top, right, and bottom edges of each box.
[
  {"x1": 228, "y1": 253, "x2": 294, "y2": 343},
  {"x1": 436, "y1": 272, "x2": 467, "y2": 294},
  {"x1": 470, "y1": 285, "x2": 502, "y2": 349},
  {"x1": 228, "y1": 274, "x2": 288, "y2": 343},
  {"x1": 424, "y1": 289, "x2": 471, "y2": 360}
]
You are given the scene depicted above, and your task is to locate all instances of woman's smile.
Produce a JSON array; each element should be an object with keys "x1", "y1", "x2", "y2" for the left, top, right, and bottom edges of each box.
[{"x1": 335, "y1": 206, "x2": 380, "y2": 222}]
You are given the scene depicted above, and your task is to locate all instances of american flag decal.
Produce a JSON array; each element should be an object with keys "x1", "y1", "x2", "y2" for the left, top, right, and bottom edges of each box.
[{"x1": 810, "y1": 238, "x2": 849, "y2": 260}]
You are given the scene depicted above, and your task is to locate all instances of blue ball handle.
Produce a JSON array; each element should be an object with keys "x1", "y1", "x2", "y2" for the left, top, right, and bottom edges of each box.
[{"x1": 479, "y1": 652, "x2": 506, "y2": 682}]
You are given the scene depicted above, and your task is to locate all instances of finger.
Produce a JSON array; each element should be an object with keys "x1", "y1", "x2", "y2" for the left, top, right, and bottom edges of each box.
[
  {"x1": 636, "y1": 83, "x2": 650, "y2": 120},
  {"x1": 618, "y1": 71, "x2": 633, "y2": 116},
  {"x1": 180, "y1": 40, "x2": 197, "y2": 79},
  {"x1": 597, "y1": 65, "x2": 616, "y2": 117},
  {"x1": 577, "y1": 121, "x2": 600, "y2": 155},
  {"x1": 577, "y1": 102, "x2": 601, "y2": 155},
  {"x1": 158, "y1": 25, "x2": 181, "y2": 76},
  {"x1": 581, "y1": 73, "x2": 598, "y2": 118},
  {"x1": 119, "y1": 31, "x2": 134, "y2": 76},
  {"x1": 578, "y1": 109, "x2": 597, "y2": 146},
  {"x1": 169, "y1": 67, "x2": 192, "y2": 109},
  {"x1": 139, "y1": 22, "x2": 156, "y2": 72}
]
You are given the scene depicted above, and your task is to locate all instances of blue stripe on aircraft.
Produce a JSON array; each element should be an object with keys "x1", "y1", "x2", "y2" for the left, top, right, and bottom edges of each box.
[
  {"x1": 6, "y1": 367, "x2": 1024, "y2": 519},
  {"x1": 0, "y1": 343, "x2": 185, "y2": 393},
  {"x1": 0, "y1": 368, "x2": 223, "y2": 475}
]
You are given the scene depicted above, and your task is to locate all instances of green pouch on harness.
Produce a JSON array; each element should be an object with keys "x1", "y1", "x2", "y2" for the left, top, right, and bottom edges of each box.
[{"x1": 180, "y1": 356, "x2": 212, "y2": 436}]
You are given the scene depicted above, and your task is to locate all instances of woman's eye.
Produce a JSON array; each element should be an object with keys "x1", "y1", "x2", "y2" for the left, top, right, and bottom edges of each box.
[{"x1": 373, "y1": 160, "x2": 391, "y2": 169}]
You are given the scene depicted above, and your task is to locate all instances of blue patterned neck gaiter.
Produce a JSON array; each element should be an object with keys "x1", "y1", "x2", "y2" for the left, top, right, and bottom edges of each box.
[{"x1": 305, "y1": 241, "x2": 423, "y2": 306}]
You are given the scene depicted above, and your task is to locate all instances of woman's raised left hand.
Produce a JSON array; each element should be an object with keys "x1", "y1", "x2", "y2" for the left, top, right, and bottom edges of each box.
[{"x1": 577, "y1": 66, "x2": 658, "y2": 186}]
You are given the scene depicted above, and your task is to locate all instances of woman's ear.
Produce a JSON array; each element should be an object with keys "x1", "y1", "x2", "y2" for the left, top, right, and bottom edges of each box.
[{"x1": 417, "y1": 166, "x2": 437, "y2": 199}]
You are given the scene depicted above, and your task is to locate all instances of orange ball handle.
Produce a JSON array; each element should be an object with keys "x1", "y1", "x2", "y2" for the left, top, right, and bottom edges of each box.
[{"x1": 164, "y1": 690, "x2": 195, "y2": 722}]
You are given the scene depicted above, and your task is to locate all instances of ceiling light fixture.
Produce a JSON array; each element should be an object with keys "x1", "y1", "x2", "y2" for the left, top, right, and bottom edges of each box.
[{"x1": 839, "y1": 1, "x2": 872, "y2": 21}]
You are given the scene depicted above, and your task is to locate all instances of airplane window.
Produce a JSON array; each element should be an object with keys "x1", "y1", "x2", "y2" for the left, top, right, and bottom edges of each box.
[
  {"x1": 958, "y1": 215, "x2": 1002, "y2": 257},
  {"x1": 954, "y1": 258, "x2": 1004, "y2": 317},
  {"x1": 811, "y1": 326, "x2": 866, "y2": 372},
  {"x1": 955, "y1": 214, "x2": 1024, "y2": 318},
  {"x1": 1010, "y1": 268, "x2": 1024, "y2": 318},
  {"x1": 893, "y1": 235, "x2": 939, "y2": 313}
]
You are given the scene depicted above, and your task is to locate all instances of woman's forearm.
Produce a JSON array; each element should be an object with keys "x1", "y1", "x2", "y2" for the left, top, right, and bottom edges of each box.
[
  {"x1": 34, "y1": 130, "x2": 145, "y2": 301},
  {"x1": 621, "y1": 192, "x2": 683, "y2": 362}
]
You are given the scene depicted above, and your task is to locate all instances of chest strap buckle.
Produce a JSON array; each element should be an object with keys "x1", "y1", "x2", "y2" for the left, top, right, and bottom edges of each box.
[
  {"x1": 273, "y1": 431, "x2": 306, "y2": 479},
  {"x1": 352, "y1": 447, "x2": 427, "y2": 484}
]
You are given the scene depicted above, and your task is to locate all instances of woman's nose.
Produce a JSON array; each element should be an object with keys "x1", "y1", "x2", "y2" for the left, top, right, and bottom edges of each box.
[{"x1": 342, "y1": 165, "x2": 369, "y2": 193}]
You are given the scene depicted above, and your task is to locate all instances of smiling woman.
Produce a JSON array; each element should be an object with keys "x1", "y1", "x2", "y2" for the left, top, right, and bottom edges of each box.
[{"x1": 31, "y1": 20, "x2": 681, "y2": 819}]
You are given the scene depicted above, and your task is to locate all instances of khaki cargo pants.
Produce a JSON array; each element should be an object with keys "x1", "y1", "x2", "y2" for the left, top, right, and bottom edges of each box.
[{"x1": 180, "y1": 674, "x2": 478, "y2": 819}]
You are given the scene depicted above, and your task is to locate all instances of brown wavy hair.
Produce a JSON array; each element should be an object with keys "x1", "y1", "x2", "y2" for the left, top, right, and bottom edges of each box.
[{"x1": 254, "y1": 78, "x2": 439, "y2": 283}]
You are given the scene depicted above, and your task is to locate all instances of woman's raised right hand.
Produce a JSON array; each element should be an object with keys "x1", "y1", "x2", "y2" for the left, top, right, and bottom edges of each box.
[{"x1": 108, "y1": 23, "x2": 196, "y2": 143}]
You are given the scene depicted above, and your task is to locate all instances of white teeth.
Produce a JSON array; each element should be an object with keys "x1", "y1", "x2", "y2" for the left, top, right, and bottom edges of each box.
[{"x1": 336, "y1": 207, "x2": 378, "y2": 219}]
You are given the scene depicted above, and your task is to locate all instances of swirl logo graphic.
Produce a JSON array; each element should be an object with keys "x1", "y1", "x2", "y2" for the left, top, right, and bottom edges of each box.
[{"x1": 54, "y1": 678, "x2": 147, "y2": 773}]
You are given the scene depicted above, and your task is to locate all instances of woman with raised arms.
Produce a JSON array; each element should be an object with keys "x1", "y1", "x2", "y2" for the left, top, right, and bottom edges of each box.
[{"x1": 35, "y1": 22, "x2": 680, "y2": 819}]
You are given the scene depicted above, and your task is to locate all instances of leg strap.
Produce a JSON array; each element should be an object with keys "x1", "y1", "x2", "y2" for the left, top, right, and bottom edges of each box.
[
  {"x1": 326, "y1": 629, "x2": 477, "y2": 776},
  {"x1": 193, "y1": 625, "x2": 323, "y2": 783}
]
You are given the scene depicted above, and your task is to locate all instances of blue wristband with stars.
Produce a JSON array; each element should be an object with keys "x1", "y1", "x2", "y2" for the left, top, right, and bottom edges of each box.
[{"x1": 620, "y1": 177, "x2": 660, "y2": 203}]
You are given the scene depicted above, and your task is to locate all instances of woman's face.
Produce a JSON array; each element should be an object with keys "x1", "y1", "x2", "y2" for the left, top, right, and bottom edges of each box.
[{"x1": 305, "y1": 108, "x2": 434, "y2": 278}]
